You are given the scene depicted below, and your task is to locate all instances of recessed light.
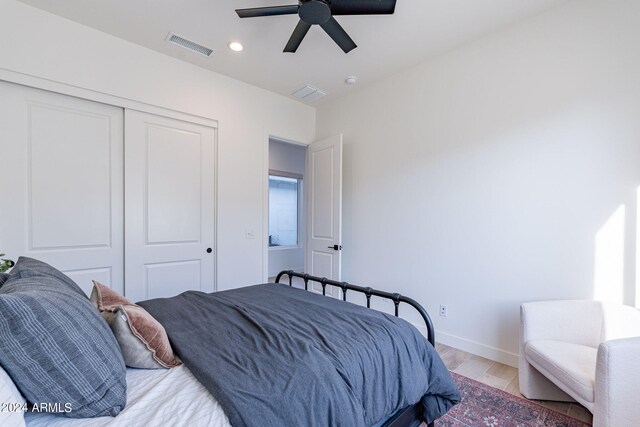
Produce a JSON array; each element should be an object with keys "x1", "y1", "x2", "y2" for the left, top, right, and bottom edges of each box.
[
  {"x1": 345, "y1": 76, "x2": 358, "y2": 85},
  {"x1": 228, "y1": 41, "x2": 244, "y2": 52}
]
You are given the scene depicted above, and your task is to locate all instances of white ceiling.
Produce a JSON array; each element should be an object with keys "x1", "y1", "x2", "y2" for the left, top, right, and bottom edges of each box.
[{"x1": 20, "y1": 0, "x2": 567, "y2": 105}]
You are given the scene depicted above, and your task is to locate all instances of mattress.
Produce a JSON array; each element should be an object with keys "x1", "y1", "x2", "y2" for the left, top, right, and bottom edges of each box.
[{"x1": 25, "y1": 365, "x2": 231, "y2": 427}]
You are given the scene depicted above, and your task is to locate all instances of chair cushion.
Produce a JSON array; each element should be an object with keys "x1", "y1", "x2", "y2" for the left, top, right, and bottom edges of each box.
[
  {"x1": 525, "y1": 340, "x2": 596, "y2": 403},
  {"x1": 0, "y1": 257, "x2": 127, "y2": 418}
]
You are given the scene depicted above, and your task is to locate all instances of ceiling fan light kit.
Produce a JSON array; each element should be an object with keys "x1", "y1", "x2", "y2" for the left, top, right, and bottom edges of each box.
[{"x1": 235, "y1": 0, "x2": 397, "y2": 54}]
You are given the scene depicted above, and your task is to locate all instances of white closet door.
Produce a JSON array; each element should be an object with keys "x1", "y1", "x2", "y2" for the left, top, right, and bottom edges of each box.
[
  {"x1": 124, "y1": 110, "x2": 216, "y2": 301},
  {"x1": 0, "y1": 81, "x2": 124, "y2": 296}
]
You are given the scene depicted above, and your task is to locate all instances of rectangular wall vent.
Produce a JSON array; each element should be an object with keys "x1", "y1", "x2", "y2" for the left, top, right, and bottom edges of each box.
[
  {"x1": 291, "y1": 85, "x2": 327, "y2": 103},
  {"x1": 166, "y1": 32, "x2": 214, "y2": 57}
]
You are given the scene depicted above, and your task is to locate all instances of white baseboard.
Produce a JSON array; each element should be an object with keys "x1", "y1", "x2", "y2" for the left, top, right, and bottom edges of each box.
[
  {"x1": 405, "y1": 320, "x2": 519, "y2": 368},
  {"x1": 437, "y1": 331, "x2": 519, "y2": 368}
]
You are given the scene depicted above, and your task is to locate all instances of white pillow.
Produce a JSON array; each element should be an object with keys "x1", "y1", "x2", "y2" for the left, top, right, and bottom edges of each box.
[{"x1": 0, "y1": 364, "x2": 26, "y2": 427}]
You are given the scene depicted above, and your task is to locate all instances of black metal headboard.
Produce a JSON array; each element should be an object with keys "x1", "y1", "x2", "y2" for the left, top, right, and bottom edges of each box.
[{"x1": 274, "y1": 270, "x2": 435, "y2": 347}]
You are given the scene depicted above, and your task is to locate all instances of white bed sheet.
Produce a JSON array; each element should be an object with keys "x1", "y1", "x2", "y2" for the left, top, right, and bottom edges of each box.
[{"x1": 25, "y1": 366, "x2": 231, "y2": 427}]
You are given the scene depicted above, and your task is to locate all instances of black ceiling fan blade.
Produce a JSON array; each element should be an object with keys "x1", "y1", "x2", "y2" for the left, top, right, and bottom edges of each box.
[
  {"x1": 330, "y1": 0, "x2": 396, "y2": 15},
  {"x1": 284, "y1": 20, "x2": 312, "y2": 53},
  {"x1": 236, "y1": 5, "x2": 299, "y2": 18},
  {"x1": 320, "y1": 17, "x2": 357, "y2": 53}
]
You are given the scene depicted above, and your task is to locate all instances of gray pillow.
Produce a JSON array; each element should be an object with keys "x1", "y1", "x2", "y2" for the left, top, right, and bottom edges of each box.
[
  {"x1": 7, "y1": 256, "x2": 86, "y2": 297},
  {"x1": 0, "y1": 272, "x2": 8, "y2": 286},
  {"x1": 0, "y1": 257, "x2": 127, "y2": 418}
]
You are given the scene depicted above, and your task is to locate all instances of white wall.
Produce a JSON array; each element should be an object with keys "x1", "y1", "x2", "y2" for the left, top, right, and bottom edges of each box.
[
  {"x1": 268, "y1": 139, "x2": 306, "y2": 276},
  {"x1": 269, "y1": 139, "x2": 306, "y2": 176},
  {"x1": 316, "y1": 0, "x2": 640, "y2": 365},
  {"x1": 0, "y1": 0, "x2": 315, "y2": 291}
]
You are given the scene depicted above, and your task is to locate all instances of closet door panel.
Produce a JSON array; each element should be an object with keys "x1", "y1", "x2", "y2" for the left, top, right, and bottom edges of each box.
[
  {"x1": 145, "y1": 125, "x2": 202, "y2": 244},
  {"x1": 0, "y1": 81, "x2": 124, "y2": 296},
  {"x1": 29, "y1": 103, "x2": 112, "y2": 250},
  {"x1": 125, "y1": 110, "x2": 216, "y2": 301}
]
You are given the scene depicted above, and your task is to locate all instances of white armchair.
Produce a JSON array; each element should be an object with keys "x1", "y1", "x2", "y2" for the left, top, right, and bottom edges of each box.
[{"x1": 520, "y1": 300, "x2": 640, "y2": 427}]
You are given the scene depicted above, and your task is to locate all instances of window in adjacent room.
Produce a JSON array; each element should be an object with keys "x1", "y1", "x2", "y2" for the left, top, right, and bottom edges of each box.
[{"x1": 269, "y1": 173, "x2": 302, "y2": 247}]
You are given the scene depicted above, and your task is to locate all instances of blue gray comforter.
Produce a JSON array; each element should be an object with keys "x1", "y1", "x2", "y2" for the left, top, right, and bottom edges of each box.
[{"x1": 138, "y1": 284, "x2": 460, "y2": 427}]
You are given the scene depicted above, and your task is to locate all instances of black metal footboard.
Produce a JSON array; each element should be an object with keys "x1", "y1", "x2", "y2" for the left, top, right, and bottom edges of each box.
[
  {"x1": 275, "y1": 270, "x2": 435, "y2": 346},
  {"x1": 274, "y1": 270, "x2": 436, "y2": 427}
]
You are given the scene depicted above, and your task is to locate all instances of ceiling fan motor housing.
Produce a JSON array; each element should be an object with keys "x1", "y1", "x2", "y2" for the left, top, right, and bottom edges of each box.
[
  {"x1": 235, "y1": 0, "x2": 397, "y2": 53},
  {"x1": 299, "y1": 0, "x2": 332, "y2": 24}
]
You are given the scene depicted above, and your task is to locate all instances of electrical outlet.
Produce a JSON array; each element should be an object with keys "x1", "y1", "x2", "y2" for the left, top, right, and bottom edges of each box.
[{"x1": 439, "y1": 304, "x2": 448, "y2": 317}]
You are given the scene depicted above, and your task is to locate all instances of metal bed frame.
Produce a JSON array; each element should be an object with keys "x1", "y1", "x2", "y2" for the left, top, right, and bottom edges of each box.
[{"x1": 274, "y1": 270, "x2": 436, "y2": 427}]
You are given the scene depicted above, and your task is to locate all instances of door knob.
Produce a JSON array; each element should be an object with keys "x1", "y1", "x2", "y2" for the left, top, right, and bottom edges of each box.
[
  {"x1": 206, "y1": 248, "x2": 212, "y2": 254},
  {"x1": 327, "y1": 245, "x2": 342, "y2": 251}
]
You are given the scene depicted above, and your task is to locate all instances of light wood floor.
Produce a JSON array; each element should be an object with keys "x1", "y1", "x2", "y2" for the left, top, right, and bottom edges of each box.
[{"x1": 435, "y1": 343, "x2": 593, "y2": 424}]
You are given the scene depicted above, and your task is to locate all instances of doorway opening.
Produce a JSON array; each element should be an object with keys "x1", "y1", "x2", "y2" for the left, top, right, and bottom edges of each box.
[{"x1": 267, "y1": 137, "x2": 307, "y2": 285}]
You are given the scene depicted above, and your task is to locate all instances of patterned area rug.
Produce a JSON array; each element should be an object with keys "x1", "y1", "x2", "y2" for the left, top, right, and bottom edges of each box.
[{"x1": 436, "y1": 373, "x2": 591, "y2": 426}]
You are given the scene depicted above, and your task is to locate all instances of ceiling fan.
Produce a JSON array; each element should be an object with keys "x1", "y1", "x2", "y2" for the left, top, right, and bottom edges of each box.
[{"x1": 235, "y1": 0, "x2": 397, "y2": 54}]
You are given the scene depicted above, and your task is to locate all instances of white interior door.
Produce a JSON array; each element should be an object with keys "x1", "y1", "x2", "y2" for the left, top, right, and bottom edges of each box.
[
  {"x1": 124, "y1": 110, "x2": 216, "y2": 301},
  {"x1": 0, "y1": 81, "x2": 124, "y2": 295},
  {"x1": 306, "y1": 134, "x2": 343, "y2": 296}
]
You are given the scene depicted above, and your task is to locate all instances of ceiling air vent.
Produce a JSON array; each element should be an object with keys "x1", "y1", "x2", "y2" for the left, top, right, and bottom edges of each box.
[
  {"x1": 166, "y1": 32, "x2": 214, "y2": 57},
  {"x1": 292, "y1": 85, "x2": 327, "y2": 103}
]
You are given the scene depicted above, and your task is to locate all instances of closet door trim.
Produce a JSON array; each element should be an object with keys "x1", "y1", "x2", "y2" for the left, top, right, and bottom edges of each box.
[{"x1": 0, "y1": 68, "x2": 218, "y2": 129}]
